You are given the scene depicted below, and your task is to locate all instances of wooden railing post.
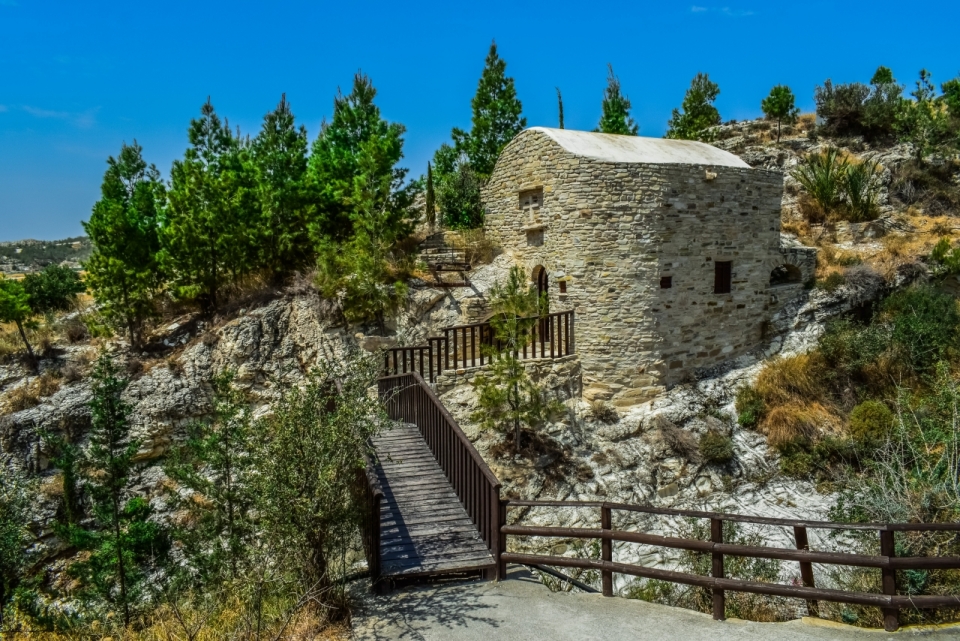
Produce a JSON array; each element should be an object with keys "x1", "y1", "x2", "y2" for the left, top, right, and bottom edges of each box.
[
  {"x1": 793, "y1": 526, "x2": 819, "y2": 617},
  {"x1": 601, "y1": 503, "x2": 613, "y2": 596},
  {"x1": 880, "y1": 530, "x2": 899, "y2": 632},
  {"x1": 711, "y1": 518, "x2": 725, "y2": 620},
  {"x1": 498, "y1": 498, "x2": 508, "y2": 579}
]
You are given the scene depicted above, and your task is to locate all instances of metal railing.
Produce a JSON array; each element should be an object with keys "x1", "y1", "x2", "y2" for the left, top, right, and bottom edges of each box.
[
  {"x1": 499, "y1": 500, "x2": 960, "y2": 632},
  {"x1": 384, "y1": 310, "x2": 575, "y2": 382},
  {"x1": 379, "y1": 372, "x2": 503, "y2": 577}
]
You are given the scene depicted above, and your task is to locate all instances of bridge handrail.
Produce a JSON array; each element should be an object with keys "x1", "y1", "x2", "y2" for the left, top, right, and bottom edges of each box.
[
  {"x1": 379, "y1": 372, "x2": 502, "y2": 576},
  {"x1": 500, "y1": 500, "x2": 960, "y2": 632}
]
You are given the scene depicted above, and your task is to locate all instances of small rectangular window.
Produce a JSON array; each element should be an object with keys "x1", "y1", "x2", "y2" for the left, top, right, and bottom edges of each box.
[
  {"x1": 559, "y1": 281, "x2": 567, "y2": 293},
  {"x1": 714, "y1": 261, "x2": 732, "y2": 294},
  {"x1": 660, "y1": 276, "x2": 672, "y2": 289}
]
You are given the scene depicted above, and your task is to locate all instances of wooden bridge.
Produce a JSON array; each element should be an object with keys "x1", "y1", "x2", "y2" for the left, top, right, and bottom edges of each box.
[{"x1": 357, "y1": 316, "x2": 960, "y2": 631}]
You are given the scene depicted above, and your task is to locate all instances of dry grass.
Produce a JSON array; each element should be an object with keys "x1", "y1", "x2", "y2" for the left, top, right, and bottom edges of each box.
[
  {"x1": 754, "y1": 354, "x2": 828, "y2": 407},
  {"x1": 589, "y1": 399, "x2": 619, "y2": 424},
  {"x1": 448, "y1": 228, "x2": 500, "y2": 265},
  {"x1": 798, "y1": 113, "x2": 816, "y2": 131},
  {"x1": 1, "y1": 371, "x2": 62, "y2": 414},
  {"x1": 4, "y1": 605, "x2": 350, "y2": 641},
  {"x1": 656, "y1": 419, "x2": 701, "y2": 462},
  {"x1": 761, "y1": 402, "x2": 842, "y2": 449}
]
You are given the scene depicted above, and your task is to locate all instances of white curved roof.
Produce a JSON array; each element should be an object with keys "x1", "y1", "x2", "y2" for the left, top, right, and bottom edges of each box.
[{"x1": 530, "y1": 127, "x2": 750, "y2": 168}]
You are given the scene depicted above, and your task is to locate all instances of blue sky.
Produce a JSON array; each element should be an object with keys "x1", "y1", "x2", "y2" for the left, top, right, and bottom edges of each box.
[{"x1": 1, "y1": 0, "x2": 958, "y2": 241}]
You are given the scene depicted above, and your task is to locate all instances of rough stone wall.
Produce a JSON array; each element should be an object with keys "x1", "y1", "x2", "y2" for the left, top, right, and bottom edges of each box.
[{"x1": 483, "y1": 129, "x2": 812, "y2": 405}]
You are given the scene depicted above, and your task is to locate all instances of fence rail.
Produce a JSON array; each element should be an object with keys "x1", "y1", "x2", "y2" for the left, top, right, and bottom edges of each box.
[
  {"x1": 379, "y1": 372, "x2": 503, "y2": 577},
  {"x1": 500, "y1": 500, "x2": 960, "y2": 632},
  {"x1": 384, "y1": 310, "x2": 575, "y2": 382}
]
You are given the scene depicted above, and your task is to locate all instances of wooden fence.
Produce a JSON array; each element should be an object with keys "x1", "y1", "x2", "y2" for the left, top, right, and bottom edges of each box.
[
  {"x1": 499, "y1": 500, "x2": 960, "y2": 632},
  {"x1": 384, "y1": 310, "x2": 575, "y2": 383},
  {"x1": 379, "y1": 372, "x2": 503, "y2": 578}
]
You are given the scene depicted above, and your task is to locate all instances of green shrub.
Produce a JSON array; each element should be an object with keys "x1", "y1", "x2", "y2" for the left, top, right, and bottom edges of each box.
[
  {"x1": 881, "y1": 286, "x2": 960, "y2": 375},
  {"x1": 735, "y1": 386, "x2": 765, "y2": 428},
  {"x1": 699, "y1": 430, "x2": 734, "y2": 464},
  {"x1": 818, "y1": 317, "x2": 889, "y2": 382},
  {"x1": 815, "y1": 272, "x2": 846, "y2": 292},
  {"x1": 848, "y1": 400, "x2": 894, "y2": 447},
  {"x1": 814, "y1": 80, "x2": 869, "y2": 137}
]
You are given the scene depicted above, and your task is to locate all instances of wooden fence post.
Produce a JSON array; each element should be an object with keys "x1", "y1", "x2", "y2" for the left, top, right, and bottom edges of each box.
[
  {"x1": 880, "y1": 530, "x2": 900, "y2": 632},
  {"x1": 601, "y1": 504, "x2": 613, "y2": 597},
  {"x1": 498, "y1": 499, "x2": 508, "y2": 579},
  {"x1": 793, "y1": 526, "x2": 819, "y2": 617},
  {"x1": 711, "y1": 518, "x2": 725, "y2": 620}
]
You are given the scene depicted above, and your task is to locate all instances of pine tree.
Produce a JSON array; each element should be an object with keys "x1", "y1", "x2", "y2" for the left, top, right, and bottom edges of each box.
[
  {"x1": 166, "y1": 371, "x2": 256, "y2": 584},
  {"x1": 250, "y1": 94, "x2": 311, "y2": 280},
  {"x1": 471, "y1": 267, "x2": 561, "y2": 453},
  {"x1": 451, "y1": 42, "x2": 526, "y2": 179},
  {"x1": 596, "y1": 64, "x2": 639, "y2": 135},
  {"x1": 308, "y1": 73, "x2": 409, "y2": 243},
  {"x1": 425, "y1": 162, "x2": 437, "y2": 230},
  {"x1": 67, "y1": 353, "x2": 167, "y2": 626},
  {"x1": 315, "y1": 145, "x2": 416, "y2": 329},
  {"x1": 898, "y1": 70, "x2": 952, "y2": 162},
  {"x1": 760, "y1": 85, "x2": 800, "y2": 143},
  {"x1": 164, "y1": 99, "x2": 257, "y2": 311},
  {"x1": 83, "y1": 142, "x2": 165, "y2": 348},
  {"x1": 556, "y1": 87, "x2": 565, "y2": 129},
  {"x1": 0, "y1": 277, "x2": 36, "y2": 364},
  {"x1": 666, "y1": 72, "x2": 722, "y2": 141}
]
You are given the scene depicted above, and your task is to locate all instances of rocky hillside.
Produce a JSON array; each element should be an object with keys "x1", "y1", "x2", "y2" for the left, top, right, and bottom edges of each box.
[{"x1": 1, "y1": 117, "x2": 957, "y2": 629}]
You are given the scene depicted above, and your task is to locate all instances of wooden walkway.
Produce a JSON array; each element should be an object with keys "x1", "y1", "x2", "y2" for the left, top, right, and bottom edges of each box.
[{"x1": 371, "y1": 423, "x2": 495, "y2": 578}]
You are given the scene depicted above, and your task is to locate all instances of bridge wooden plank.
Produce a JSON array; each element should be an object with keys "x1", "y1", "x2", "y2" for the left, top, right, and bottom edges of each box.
[{"x1": 371, "y1": 422, "x2": 493, "y2": 579}]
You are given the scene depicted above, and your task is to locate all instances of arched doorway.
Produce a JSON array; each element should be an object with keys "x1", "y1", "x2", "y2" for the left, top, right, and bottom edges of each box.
[{"x1": 536, "y1": 266, "x2": 549, "y2": 303}]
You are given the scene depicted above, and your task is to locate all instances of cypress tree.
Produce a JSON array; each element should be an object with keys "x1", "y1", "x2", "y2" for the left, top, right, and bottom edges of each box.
[
  {"x1": 596, "y1": 64, "x2": 639, "y2": 135},
  {"x1": 250, "y1": 94, "x2": 311, "y2": 280},
  {"x1": 425, "y1": 162, "x2": 437, "y2": 230},
  {"x1": 451, "y1": 42, "x2": 526, "y2": 179},
  {"x1": 556, "y1": 87, "x2": 565, "y2": 129},
  {"x1": 83, "y1": 142, "x2": 164, "y2": 348},
  {"x1": 164, "y1": 99, "x2": 257, "y2": 311}
]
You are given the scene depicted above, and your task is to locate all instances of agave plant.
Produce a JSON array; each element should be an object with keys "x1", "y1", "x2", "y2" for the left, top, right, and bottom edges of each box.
[{"x1": 791, "y1": 147, "x2": 849, "y2": 219}]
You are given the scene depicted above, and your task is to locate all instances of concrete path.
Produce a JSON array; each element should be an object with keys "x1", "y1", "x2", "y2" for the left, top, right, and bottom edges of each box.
[{"x1": 351, "y1": 567, "x2": 959, "y2": 640}]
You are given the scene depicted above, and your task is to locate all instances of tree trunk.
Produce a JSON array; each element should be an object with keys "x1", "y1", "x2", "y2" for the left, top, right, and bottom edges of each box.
[
  {"x1": 15, "y1": 320, "x2": 36, "y2": 370},
  {"x1": 114, "y1": 495, "x2": 130, "y2": 626},
  {"x1": 512, "y1": 380, "x2": 521, "y2": 453}
]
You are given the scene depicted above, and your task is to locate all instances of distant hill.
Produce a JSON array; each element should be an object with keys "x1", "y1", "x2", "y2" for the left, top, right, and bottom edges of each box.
[{"x1": 0, "y1": 236, "x2": 92, "y2": 273}]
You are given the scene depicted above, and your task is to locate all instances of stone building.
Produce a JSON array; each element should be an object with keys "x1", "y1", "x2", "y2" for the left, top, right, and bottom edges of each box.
[{"x1": 482, "y1": 127, "x2": 816, "y2": 405}]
